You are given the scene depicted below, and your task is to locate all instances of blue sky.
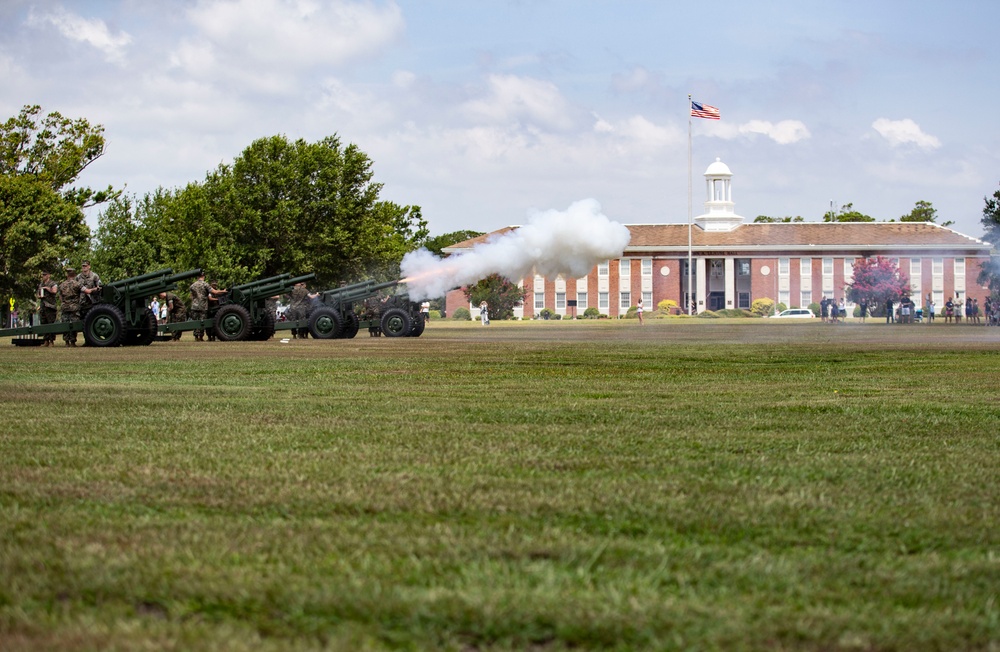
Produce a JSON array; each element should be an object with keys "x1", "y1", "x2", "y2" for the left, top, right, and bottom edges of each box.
[{"x1": 2, "y1": 0, "x2": 998, "y2": 242}]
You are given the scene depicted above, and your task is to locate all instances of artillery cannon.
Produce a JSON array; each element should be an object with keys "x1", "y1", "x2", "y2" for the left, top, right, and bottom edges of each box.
[
  {"x1": 1, "y1": 268, "x2": 201, "y2": 347},
  {"x1": 299, "y1": 278, "x2": 424, "y2": 339}
]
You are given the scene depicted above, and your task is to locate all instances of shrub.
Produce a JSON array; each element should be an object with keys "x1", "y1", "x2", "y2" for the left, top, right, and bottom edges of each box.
[
  {"x1": 696, "y1": 310, "x2": 720, "y2": 318},
  {"x1": 808, "y1": 302, "x2": 821, "y2": 317},
  {"x1": 657, "y1": 299, "x2": 679, "y2": 313},
  {"x1": 583, "y1": 307, "x2": 601, "y2": 319},
  {"x1": 624, "y1": 306, "x2": 638, "y2": 319},
  {"x1": 776, "y1": 303, "x2": 788, "y2": 313},
  {"x1": 538, "y1": 308, "x2": 554, "y2": 320},
  {"x1": 551, "y1": 313, "x2": 562, "y2": 320},
  {"x1": 714, "y1": 308, "x2": 755, "y2": 318},
  {"x1": 452, "y1": 307, "x2": 470, "y2": 320},
  {"x1": 428, "y1": 310, "x2": 442, "y2": 320},
  {"x1": 751, "y1": 298, "x2": 774, "y2": 317}
]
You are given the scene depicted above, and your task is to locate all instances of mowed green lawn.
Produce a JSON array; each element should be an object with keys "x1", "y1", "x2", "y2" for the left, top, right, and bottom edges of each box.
[{"x1": 1, "y1": 319, "x2": 998, "y2": 651}]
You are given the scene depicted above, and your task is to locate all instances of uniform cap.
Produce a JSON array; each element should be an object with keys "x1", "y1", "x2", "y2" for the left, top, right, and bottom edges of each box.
[{"x1": 65, "y1": 267, "x2": 76, "y2": 273}]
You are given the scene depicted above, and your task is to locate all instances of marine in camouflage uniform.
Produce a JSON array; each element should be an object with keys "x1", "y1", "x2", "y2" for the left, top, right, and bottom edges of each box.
[
  {"x1": 37, "y1": 271, "x2": 59, "y2": 346},
  {"x1": 188, "y1": 272, "x2": 226, "y2": 341},
  {"x1": 287, "y1": 282, "x2": 318, "y2": 338},
  {"x1": 76, "y1": 261, "x2": 102, "y2": 319},
  {"x1": 57, "y1": 268, "x2": 82, "y2": 346},
  {"x1": 161, "y1": 291, "x2": 187, "y2": 340}
]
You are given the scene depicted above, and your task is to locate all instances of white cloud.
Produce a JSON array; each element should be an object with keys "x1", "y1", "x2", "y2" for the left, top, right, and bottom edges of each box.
[
  {"x1": 871, "y1": 118, "x2": 941, "y2": 149},
  {"x1": 707, "y1": 119, "x2": 811, "y2": 144},
  {"x1": 739, "y1": 120, "x2": 811, "y2": 144},
  {"x1": 27, "y1": 7, "x2": 132, "y2": 64},
  {"x1": 181, "y1": 0, "x2": 404, "y2": 70},
  {"x1": 461, "y1": 74, "x2": 576, "y2": 131}
]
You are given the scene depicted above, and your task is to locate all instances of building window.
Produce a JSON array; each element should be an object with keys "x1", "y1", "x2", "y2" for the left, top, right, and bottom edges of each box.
[
  {"x1": 619, "y1": 259, "x2": 631, "y2": 279},
  {"x1": 620, "y1": 291, "x2": 631, "y2": 309},
  {"x1": 738, "y1": 292, "x2": 750, "y2": 309},
  {"x1": 801, "y1": 290, "x2": 812, "y2": 307},
  {"x1": 800, "y1": 258, "x2": 812, "y2": 278},
  {"x1": 641, "y1": 258, "x2": 652, "y2": 276},
  {"x1": 598, "y1": 260, "x2": 609, "y2": 277},
  {"x1": 778, "y1": 258, "x2": 789, "y2": 275},
  {"x1": 779, "y1": 290, "x2": 790, "y2": 307},
  {"x1": 738, "y1": 260, "x2": 751, "y2": 276},
  {"x1": 556, "y1": 292, "x2": 566, "y2": 309},
  {"x1": 710, "y1": 260, "x2": 723, "y2": 278},
  {"x1": 577, "y1": 291, "x2": 588, "y2": 309},
  {"x1": 643, "y1": 291, "x2": 652, "y2": 308},
  {"x1": 534, "y1": 292, "x2": 544, "y2": 310},
  {"x1": 598, "y1": 292, "x2": 609, "y2": 310},
  {"x1": 823, "y1": 258, "x2": 833, "y2": 275}
]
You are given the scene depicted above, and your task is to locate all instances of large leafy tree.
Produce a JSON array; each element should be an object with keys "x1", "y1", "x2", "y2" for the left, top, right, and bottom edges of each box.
[
  {"x1": 92, "y1": 134, "x2": 427, "y2": 289},
  {"x1": 977, "y1": 183, "x2": 1000, "y2": 296},
  {"x1": 423, "y1": 230, "x2": 484, "y2": 256},
  {"x1": 846, "y1": 256, "x2": 910, "y2": 309},
  {"x1": 753, "y1": 215, "x2": 804, "y2": 223},
  {"x1": 823, "y1": 202, "x2": 875, "y2": 223},
  {"x1": 900, "y1": 200, "x2": 953, "y2": 227},
  {"x1": 1, "y1": 105, "x2": 117, "y2": 312},
  {"x1": 463, "y1": 273, "x2": 526, "y2": 320}
]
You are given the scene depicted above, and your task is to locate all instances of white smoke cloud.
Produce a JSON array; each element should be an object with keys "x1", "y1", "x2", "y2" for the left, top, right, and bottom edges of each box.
[{"x1": 400, "y1": 199, "x2": 631, "y2": 300}]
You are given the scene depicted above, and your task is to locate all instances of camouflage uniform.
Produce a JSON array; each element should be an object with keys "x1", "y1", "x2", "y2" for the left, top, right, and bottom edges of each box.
[
  {"x1": 76, "y1": 267, "x2": 101, "y2": 319},
  {"x1": 287, "y1": 284, "x2": 311, "y2": 338},
  {"x1": 58, "y1": 274, "x2": 82, "y2": 345},
  {"x1": 189, "y1": 278, "x2": 210, "y2": 340},
  {"x1": 37, "y1": 275, "x2": 59, "y2": 345},
  {"x1": 164, "y1": 291, "x2": 187, "y2": 340}
]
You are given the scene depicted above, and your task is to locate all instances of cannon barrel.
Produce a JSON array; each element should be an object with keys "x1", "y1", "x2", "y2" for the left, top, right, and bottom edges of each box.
[
  {"x1": 322, "y1": 278, "x2": 400, "y2": 301},
  {"x1": 241, "y1": 273, "x2": 315, "y2": 296},
  {"x1": 230, "y1": 273, "x2": 291, "y2": 293},
  {"x1": 107, "y1": 268, "x2": 174, "y2": 289},
  {"x1": 124, "y1": 268, "x2": 202, "y2": 296}
]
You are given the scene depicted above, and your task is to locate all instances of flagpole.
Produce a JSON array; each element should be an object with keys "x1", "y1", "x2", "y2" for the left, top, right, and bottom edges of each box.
[{"x1": 687, "y1": 94, "x2": 693, "y2": 316}]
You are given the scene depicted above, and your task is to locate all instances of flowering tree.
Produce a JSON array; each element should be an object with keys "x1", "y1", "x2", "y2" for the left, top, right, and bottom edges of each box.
[{"x1": 846, "y1": 256, "x2": 910, "y2": 308}]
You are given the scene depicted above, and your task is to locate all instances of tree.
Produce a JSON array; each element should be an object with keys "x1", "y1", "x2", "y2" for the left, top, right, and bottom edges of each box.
[
  {"x1": 91, "y1": 134, "x2": 427, "y2": 289},
  {"x1": 463, "y1": 273, "x2": 526, "y2": 320},
  {"x1": 981, "y1": 183, "x2": 1000, "y2": 247},
  {"x1": 1, "y1": 105, "x2": 117, "y2": 313},
  {"x1": 423, "y1": 230, "x2": 484, "y2": 257},
  {"x1": 753, "y1": 215, "x2": 804, "y2": 223},
  {"x1": 823, "y1": 202, "x2": 874, "y2": 223},
  {"x1": 846, "y1": 256, "x2": 910, "y2": 309},
  {"x1": 900, "y1": 200, "x2": 953, "y2": 227},
  {"x1": 977, "y1": 184, "x2": 1000, "y2": 296}
]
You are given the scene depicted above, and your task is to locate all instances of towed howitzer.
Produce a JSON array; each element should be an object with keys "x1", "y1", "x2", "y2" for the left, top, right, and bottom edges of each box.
[
  {"x1": 212, "y1": 273, "x2": 316, "y2": 342},
  {"x1": 0, "y1": 268, "x2": 201, "y2": 347},
  {"x1": 302, "y1": 278, "x2": 424, "y2": 339}
]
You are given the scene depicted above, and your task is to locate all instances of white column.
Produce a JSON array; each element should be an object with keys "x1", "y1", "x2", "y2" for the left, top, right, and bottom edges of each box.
[
  {"x1": 724, "y1": 257, "x2": 735, "y2": 309},
  {"x1": 695, "y1": 257, "x2": 707, "y2": 313}
]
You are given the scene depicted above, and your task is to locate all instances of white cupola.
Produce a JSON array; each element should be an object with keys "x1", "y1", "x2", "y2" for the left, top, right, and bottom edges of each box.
[{"x1": 693, "y1": 158, "x2": 745, "y2": 232}]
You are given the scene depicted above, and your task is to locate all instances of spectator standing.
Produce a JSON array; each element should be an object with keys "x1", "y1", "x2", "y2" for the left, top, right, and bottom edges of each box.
[
  {"x1": 479, "y1": 301, "x2": 490, "y2": 325},
  {"x1": 885, "y1": 298, "x2": 894, "y2": 324},
  {"x1": 636, "y1": 298, "x2": 644, "y2": 325}
]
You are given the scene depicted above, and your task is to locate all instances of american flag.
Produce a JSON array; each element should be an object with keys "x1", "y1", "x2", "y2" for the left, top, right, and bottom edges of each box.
[{"x1": 690, "y1": 101, "x2": 720, "y2": 120}]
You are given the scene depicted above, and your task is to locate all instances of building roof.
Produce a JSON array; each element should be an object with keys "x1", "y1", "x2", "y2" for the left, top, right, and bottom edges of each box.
[{"x1": 443, "y1": 222, "x2": 992, "y2": 256}]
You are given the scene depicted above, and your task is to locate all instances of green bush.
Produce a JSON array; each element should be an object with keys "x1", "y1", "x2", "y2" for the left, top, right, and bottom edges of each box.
[
  {"x1": 551, "y1": 313, "x2": 562, "y2": 320},
  {"x1": 538, "y1": 308, "x2": 554, "y2": 320},
  {"x1": 714, "y1": 308, "x2": 755, "y2": 318},
  {"x1": 583, "y1": 307, "x2": 601, "y2": 319},
  {"x1": 751, "y1": 298, "x2": 774, "y2": 317},
  {"x1": 452, "y1": 307, "x2": 470, "y2": 320},
  {"x1": 776, "y1": 303, "x2": 788, "y2": 313},
  {"x1": 808, "y1": 302, "x2": 821, "y2": 317},
  {"x1": 624, "y1": 306, "x2": 638, "y2": 319},
  {"x1": 696, "y1": 310, "x2": 720, "y2": 318},
  {"x1": 428, "y1": 310, "x2": 442, "y2": 320}
]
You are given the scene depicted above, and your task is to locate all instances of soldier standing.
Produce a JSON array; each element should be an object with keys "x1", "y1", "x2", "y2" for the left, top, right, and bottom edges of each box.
[
  {"x1": 189, "y1": 271, "x2": 226, "y2": 341},
  {"x1": 159, "y1": 291, "x2": 188, "y2": 340},
  {"x1": 287, "y1": 281, "x2": 318, "y2": 339},
  {"x1": 76, "y1": 261, "x2": 102, "y2": 319},
  {"x1": 37, "y1": 270, "x2": 59, "y2": 346},
  {"x1": 57, "y1": 267, "x2": 82, "y2": 346}
]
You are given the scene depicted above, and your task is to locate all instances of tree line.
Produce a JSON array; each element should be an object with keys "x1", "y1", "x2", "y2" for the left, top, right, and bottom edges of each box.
[{"x1": 0, "y1": 105, "x2": 480, "y2": 318}]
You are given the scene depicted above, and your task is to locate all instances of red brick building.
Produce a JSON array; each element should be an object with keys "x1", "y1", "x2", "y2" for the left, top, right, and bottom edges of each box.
[{"x1": 445, "y1": 159, "x2": 993, "y2": 318}]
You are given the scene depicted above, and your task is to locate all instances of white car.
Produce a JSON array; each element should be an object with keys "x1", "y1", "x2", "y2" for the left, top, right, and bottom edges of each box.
[{"x1": 773, "y1": 308, "x2": 815, "y2": 319}]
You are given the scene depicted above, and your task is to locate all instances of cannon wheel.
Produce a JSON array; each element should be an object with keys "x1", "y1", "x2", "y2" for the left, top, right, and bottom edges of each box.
[
  {"x1": 409, "y1": 314, "x2": 427, "y2": 337},
  {"x1": 309, "y1": 307, "x2": 342, "y2": 339},
  {"x1": 214, "y1": 304, "x2": 252, "y2": 341},
  {"x1": 380, "y1": 308, "x2": 412, "y2": 338},
  {"x1": 341, "y1": 312, "x2": 360, "y2": 339},
  {"x1": 251, "y1": 311, "x2": 276, "y2": 341},
  {"x1": 125, "y1": 308, "x2": 158, "y2": 346},
  {"x1": 83, "y1": 304, "x2": 126, "y2": 347}
]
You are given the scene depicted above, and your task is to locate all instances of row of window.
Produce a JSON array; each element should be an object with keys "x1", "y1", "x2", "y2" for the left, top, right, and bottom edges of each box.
[{"x1": 533, "y1": 291, "x2": 654, "y2": 311}]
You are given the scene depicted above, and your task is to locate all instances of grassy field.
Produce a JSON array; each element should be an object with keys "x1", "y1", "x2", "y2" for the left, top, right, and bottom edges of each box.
[{"x1": 1, "y1": 319, "x2": 998, "y2": 651}]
